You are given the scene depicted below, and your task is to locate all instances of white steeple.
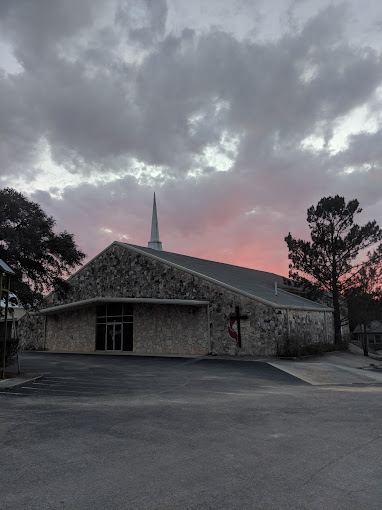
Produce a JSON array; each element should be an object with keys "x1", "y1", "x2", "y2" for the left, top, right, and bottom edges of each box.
[{"x1": 148, "y1": 192, "x2": 163, "y2": 251}]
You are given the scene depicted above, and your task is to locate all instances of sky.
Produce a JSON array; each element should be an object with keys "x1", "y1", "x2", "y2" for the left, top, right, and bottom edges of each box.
[{"x1": 0, "y1": 0, "x2": 382, "y2": 277}]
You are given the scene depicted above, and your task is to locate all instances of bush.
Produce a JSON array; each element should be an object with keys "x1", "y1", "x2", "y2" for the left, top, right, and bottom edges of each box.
[
  {"x1": 0, "y1": 338, "x2": 20, "y2": 368},
  {"x1": 276, "y1": 332, "x2": 345, "y2": 358}
]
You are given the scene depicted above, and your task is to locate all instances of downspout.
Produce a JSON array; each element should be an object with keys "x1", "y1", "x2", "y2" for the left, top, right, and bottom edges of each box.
[{"x1": 286, "y1": 309, "x2": 290, "y2": 337}]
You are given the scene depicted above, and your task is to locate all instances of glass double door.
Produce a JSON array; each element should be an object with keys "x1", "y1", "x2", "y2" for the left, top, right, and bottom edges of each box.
[
  {"x1": 95, "y1": 306, "x2": 134, "y2": 351},
  {"x1": 106, "y1": 323, "x2": 123, "y2": 351}
]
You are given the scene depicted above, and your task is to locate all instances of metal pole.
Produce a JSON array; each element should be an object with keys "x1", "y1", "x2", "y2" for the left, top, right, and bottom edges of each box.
[
  {"x1": 1, "y1": 273, "x2": 10, "y2": 379},
  {"x1": 43, "y1": 315, "x2": 47, "y2": 351},
  {"x1": 0, "y1": 272, "x2": 3, "y2": 379}
]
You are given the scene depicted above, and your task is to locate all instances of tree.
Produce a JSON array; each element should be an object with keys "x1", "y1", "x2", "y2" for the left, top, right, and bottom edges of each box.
[
  {"x1": 346, "y1": 264, "x2": 382, "y2": 356},
  {"x1": 285, "y1": 196, "x2": 382, "y2": 345},
  {"x1": 0, "y1": 188, "x2": 86, "y2": 309}
]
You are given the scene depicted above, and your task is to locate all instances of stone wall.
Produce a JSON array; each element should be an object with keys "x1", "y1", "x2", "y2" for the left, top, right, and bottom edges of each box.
[
  {"x1": 18, "y1": 313, "x2": 45, "y2": 350},
  {"x1": 134, "y1": 304, "x2": 208, "y2": 355},
  {"x1": 32, "y1": 303, "x2": 208, "y2": 354},
  {"x1": 45, "y1": 307, "x2": 96, "y2": 352},
  {"x1": 21, "y1": 243, "x2": 334, "y2": 356}
]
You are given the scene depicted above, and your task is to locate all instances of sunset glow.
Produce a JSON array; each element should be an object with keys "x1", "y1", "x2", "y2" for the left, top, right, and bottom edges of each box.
[{"x1": 1, "y1": 0, "x2": 381, "y2": 277}]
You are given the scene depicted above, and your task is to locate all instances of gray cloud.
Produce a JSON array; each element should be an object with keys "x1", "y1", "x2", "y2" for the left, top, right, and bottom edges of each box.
[
  {"x1": 1, "y1": 0, "x2": 382, "y2": 274},
  {"x1": 116, "y1": 0, "x2": 168, "y2": 47}
]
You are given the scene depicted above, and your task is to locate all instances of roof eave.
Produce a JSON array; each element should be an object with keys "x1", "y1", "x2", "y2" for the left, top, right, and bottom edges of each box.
[{"x1": 32, "y1": 297, "x2": 210, "y2": 316}]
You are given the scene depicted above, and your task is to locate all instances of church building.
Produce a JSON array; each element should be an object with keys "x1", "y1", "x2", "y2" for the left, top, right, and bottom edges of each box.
[{"x1": 20, "y1": 195, "x2": 334, "y2": 356}]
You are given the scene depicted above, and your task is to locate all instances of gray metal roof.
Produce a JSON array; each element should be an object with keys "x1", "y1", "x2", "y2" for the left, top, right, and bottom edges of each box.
[
  {"x1": 354, "y1": 321, "x2": 382, "y2": 334},
  {"x1": 0, "y1": 259, "x2": 15, "y2": 275},
  {"x1": 120, "y1": 243, "x2": 332, "y2": 311}
]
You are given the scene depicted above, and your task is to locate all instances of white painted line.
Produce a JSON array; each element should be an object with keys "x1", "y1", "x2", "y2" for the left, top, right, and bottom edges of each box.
[
  {"x1": 38, "y1": 377, "x2": 76, "y2": 381},
  {"x1": 20, "y1": 386, "x2": 114, "y2": 394},
  {"x1": 33, "y1": 380, "x2": 126, "y2": 388},
  {"x1": 30, "y1": 381, "x2": 57, "y2": 385},
  {"x1": 42, "y1": 376, "x2": 128, "y2": 382},
  {"x1": 34, "y1": 384, "x2": 119, "y2": 391},
  {"x1": 0, "y1": 392, "x2": 26, "y2": 395}
]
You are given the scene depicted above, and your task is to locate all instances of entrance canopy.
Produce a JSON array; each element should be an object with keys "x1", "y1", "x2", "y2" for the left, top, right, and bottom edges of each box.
[{"x1": 33, "y1": 297, "x2": 210, "y2": 316}]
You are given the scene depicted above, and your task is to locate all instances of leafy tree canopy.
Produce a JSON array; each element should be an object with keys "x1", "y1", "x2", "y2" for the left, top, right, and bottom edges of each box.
[
  {"x1": 0, "y1": 188, "x2": 86, "y2": 309},
  {"x1": 285, "y1": 195, "x2": 382, "y2": 344}
]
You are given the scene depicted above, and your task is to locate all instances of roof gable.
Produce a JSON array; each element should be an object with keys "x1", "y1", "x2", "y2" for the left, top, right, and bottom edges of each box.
[{"x1": 118, "y1": 242, "x2": 332, "y2": 311}]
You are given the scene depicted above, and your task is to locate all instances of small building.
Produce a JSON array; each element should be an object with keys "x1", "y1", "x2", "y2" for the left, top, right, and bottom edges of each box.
[
  {"x1": 19, "y1": 196, "x2": 334, "y2": 356},
  {"x1": 353, "y1": 321, "x2": 382, "y2": 352},
  {"x1": 0, "y1": 293, "x2": 25, "y2": 342}
]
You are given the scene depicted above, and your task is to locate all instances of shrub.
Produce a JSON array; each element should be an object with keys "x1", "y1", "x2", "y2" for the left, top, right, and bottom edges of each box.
[
  {"x1": 0, "y1": 338, "x2": 20, "y2": 368},
  {"x1": 276, "y1": 331, "x2": 344, "y2": 358}
]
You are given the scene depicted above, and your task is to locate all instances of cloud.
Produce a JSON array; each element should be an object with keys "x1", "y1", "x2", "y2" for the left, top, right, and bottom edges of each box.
[
  {"x1": 116, "y1": 0, "x2": 168, "y2": 47},
  {"x1": 0, "y1": 0, "x2": 104, "y2": 68},
  {"x1": 1, "y1": 1, "x2": 382, "y2": 275}
]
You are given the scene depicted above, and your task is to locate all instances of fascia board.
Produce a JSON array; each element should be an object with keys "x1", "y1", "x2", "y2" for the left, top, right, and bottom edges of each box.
[{"x1": 33, "y1": 297, "x2": 209, "y2": 316}]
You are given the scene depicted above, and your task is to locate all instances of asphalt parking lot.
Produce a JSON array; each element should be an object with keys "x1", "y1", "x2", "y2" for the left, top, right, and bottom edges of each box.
[
  {"x1": 1, "y1": 352, "x2": 304, "y2": 398},
  {"x1": 1, "y1": 352, "x2": 382, "y2": 510}
]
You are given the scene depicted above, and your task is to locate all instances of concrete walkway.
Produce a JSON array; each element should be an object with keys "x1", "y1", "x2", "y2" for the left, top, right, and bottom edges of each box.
[{"x1": 269, "y1": 346, "x2": 382, "y2": 386}]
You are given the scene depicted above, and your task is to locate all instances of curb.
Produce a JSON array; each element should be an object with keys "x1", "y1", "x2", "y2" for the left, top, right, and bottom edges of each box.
[
  {"x1": 20, "y1": 350, "x2": 268, "y2": 361},
  {"x1": 274, "y1": 349, "x2": 347, "y2": 361},
  {"x1": 0, "y1": 374, "x2": 43, "y2": 390},
  {"x1": 368, "y1": 352, "x2": 382, "y2": 362}
]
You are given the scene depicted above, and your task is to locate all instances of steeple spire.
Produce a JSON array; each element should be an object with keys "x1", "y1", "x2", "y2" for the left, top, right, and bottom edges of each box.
[{"x1": 148, "y1": 192, "x2": 163, "y2": 251}]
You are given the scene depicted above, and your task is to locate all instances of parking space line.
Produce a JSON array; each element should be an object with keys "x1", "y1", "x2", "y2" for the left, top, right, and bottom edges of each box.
[
  {"x1": 0, "y1": 391, "x2": 26, "y2": 396},
  {"x1": 32, "y1": 381, "x2": 87, "y2": 386},
  {"x1": 42, "y1": 376, "x2": 132, "y2": 382},
  {"x1": 20, "y1": 385, "x2": 127, "y2": 395},
  {"x1": 33, "y1": 381, "x2": 131, "y2": 389},
  {"x1": 30, "y1": 384, "x2": 129, "y2": 391}
]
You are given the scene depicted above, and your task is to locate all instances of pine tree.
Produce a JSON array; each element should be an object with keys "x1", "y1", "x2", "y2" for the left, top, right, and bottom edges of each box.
[{"x1": 285, "y1": 196, "x2": 382, "y2": 344}]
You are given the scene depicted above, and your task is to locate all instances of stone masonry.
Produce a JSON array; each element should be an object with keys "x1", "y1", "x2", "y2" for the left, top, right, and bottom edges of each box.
[
  {"x1": 36, "y1": 303, "x2": 208, "y2": 354},
  {"x1": 45, "y1": 307, "x2": 96, "y2": 352},
  {"x1": 18, "y1": 313, "x2": 45, "y2": 350},
  {"x1": 134, "y1": 304, "x2": 208, "y2": 355}
]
